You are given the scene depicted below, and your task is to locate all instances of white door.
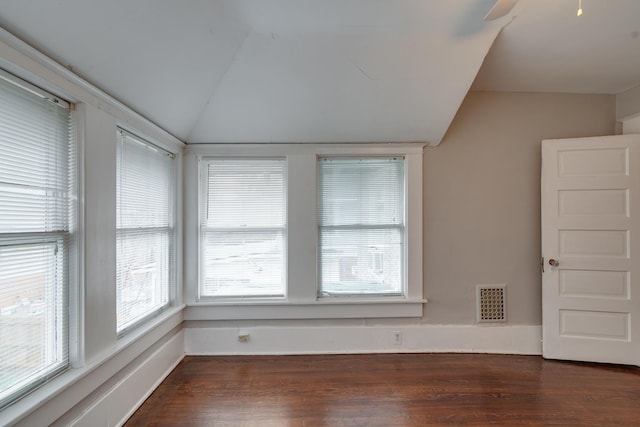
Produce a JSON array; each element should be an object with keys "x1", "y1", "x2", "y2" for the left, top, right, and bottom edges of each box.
[{"x1": 542, "y1": 134, "x2": 640, "y2": 365}]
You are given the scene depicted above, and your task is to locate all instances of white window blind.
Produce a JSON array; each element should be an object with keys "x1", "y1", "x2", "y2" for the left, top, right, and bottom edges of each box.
[
  {"x1": 318, "y1": 157, "x2": 404, "y2": 296},
  {"x1": 0, "y1": 70, "x2": 74, "y2": 408},
  {"x1": 200, "y1": 158, "x2": 286, "y2": 298},
  {"x1": 116, "y1": 130, "x2": 174, "y2": 333}
]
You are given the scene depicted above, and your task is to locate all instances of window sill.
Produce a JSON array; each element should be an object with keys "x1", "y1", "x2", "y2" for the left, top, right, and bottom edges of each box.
[{"x1": 184, "y1": 299, "x2": 427, "y2": 320}]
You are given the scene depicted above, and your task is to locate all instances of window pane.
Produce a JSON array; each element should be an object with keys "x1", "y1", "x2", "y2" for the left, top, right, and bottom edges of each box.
[
  {"x1": 318, "y1": 158, "x2": 403, "y2": 227},
  {"x1": 116, "y1": 131, "x2": 174, "y2": 333},
  {"x1": 204, "y1": 159, "x2": 285, "y2": 228},
  {"x1": 318, "y1": 158, "x2": 404, "y2": 296},
  {"x1": 0, "y1": 71, "x2": 72, "y2": 408},
  {"x1": 201, "y1": 231, "x2": 284, "y2": 297},
  {"x1": 319, "y1": 228, "x2": 402, "y2": 295},
  {"x1": 200, "y1": 158, "x2": 286, "y2": 298},
  {"x1": 0, "y1": 241, "x2": 66, "y2": 403},
  {"x1": 0, "y1": 74, "x2": 70, "y2": 233},
  {"x1": 116, "y1": 231, "x2": 170, "y2": 331},
  {"x1": 116, "y1": 135, "x2": 171, "y2": 229}
]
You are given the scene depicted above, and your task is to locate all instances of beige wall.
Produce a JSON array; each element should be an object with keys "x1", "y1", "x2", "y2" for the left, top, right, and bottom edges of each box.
[
  {"x1": 423, "y1": 91, "x2": 616, "y2": 325},
  {"x1": 185, "y1": 91, "x2": 616, "y2": 333},
  {"x1": 616, "y1": 84, "x2": 640, "y2": 121},
  {"x1": 623, "y1": 115, "x2": 640, "y2": 134}
]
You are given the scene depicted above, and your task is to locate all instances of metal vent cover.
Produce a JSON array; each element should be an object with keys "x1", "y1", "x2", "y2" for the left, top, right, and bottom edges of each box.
[{"x1": 476, "y1": 284, "x2": 506, "y2": 323}]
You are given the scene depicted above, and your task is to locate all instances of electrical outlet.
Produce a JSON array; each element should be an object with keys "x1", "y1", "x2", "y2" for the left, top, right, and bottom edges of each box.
[
  {"x1": 393, "y1": 331, "x2": 402, "y2": 345},
  {"x1": 238, "y1": 330, "x2": 250, "y2": 343}
]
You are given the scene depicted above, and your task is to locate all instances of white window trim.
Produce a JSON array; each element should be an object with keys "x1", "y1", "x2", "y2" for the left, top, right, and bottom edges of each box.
[{"x1": 184, "y1": 143, "x2": 425, "y2": 320}]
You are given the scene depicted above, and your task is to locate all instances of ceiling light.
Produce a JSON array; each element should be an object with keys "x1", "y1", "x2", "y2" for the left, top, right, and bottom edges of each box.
[{"x1": 577, "y1": 0, "x2": 583, "y2": 16}]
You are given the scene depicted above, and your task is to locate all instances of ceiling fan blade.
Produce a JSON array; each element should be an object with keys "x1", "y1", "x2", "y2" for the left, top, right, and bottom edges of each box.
[{"x1": 484, "y1": 0, "x2": 519, "y2": 21}]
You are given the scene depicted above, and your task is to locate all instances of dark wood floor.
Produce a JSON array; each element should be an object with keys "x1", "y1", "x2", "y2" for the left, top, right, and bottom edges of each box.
[{"x1": 125, "y1": 353, "x2": 640, "y2": 426}]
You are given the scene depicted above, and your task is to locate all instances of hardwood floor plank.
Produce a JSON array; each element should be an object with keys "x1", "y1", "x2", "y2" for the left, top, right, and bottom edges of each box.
[{"x1": 125, "y1": 354, "x2": 640, "y2": 426}]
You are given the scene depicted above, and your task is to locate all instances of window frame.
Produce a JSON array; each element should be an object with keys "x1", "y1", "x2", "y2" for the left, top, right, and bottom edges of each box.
[
  {"x1": 115, "y1": 128, "x2": 177, "y2": 336},
  {"x1": 185, "y1": 143, "x2": 424, "y2": 320},
  {"x1": 198, "y1": 157, "x2": 288, "y2": 299},
  {"x1": 317, "y1": 156, "x2": 406, "y2": 298},
  {"x1": 0, "y1": 69, "x2": 76, "y2": 408}
]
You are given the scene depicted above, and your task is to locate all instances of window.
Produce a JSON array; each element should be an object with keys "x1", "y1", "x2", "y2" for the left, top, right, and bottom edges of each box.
[
  {"x1": 116, "y1": 129, "x2": 174, "y2": 333},
  {"x1": 199, "y1": 158, "x2": 286, "y2": 298},
  {"x1": 187, "y1": 144, "x2": 423, "y2": 319},
  {"x1": 0, "y1": 70, "x2": 74, "y2": 407},
  {"x1": 318, "y1": 157, "x2": 405, "y2": 296}
]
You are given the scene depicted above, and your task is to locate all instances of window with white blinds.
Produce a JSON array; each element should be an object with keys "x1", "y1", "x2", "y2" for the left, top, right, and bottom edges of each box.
[
  {"x1": 200, "y1": 158, "x2": 286, "y2": 298},
  {"x1": 318, "y1": 157, "x2": 405, "y2": 296},
  {"x1": 116, "y1": 130, "x2": 174, "y2": 333},
  {"x1": 0, "y1": 70, "x2": 74, "y2": 408}
]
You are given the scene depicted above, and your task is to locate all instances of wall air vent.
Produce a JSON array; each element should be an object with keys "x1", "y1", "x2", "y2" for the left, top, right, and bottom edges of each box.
[{"x1": 476, "y1": 284, "x2": 506, "y2": 323}]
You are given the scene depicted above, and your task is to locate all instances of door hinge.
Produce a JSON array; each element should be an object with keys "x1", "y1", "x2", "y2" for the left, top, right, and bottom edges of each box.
[{"x1": 541, "y1": 256, "x2": 544, "y2": 273}]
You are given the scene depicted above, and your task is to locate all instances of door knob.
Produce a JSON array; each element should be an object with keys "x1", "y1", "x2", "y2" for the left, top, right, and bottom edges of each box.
[{"x1": 548, "y1": 259, "x2": 559, "y2": 267}]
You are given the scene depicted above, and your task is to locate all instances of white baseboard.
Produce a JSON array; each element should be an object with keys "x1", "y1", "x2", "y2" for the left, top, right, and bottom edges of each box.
[
  {"x1": 39, "y1": 325, "x2": 540, "y2": 427},
  {"x1": 68, "y1": 331, "x2": 185, "y2": 427},
  {"x1": 185, "y1": 324, "x2": 542, "y2": 356}
]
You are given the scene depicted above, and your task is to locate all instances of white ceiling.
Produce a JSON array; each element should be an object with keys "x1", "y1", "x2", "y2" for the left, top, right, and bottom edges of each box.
[{"x1": 0, "y1": 0, "x2": 639, "y2": 145}]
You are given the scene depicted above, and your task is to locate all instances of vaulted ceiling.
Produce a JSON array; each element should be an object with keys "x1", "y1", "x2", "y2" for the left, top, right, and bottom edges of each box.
[{"x1": 1, "y1": 0, "x2": 639, "y2": 145}]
